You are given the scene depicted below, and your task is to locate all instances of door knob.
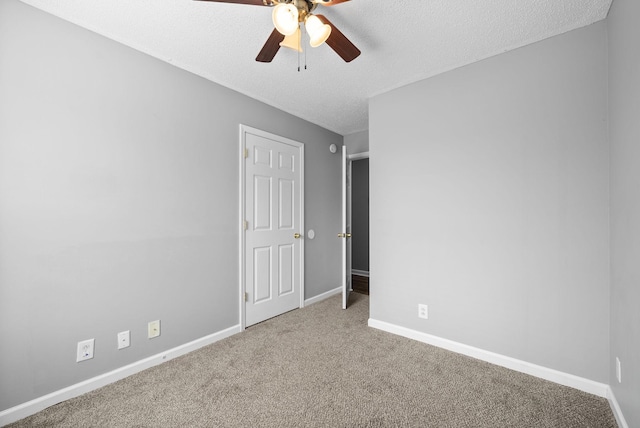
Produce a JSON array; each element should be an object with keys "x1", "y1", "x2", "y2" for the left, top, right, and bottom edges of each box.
[
  {"x1": 338, "y1": 233, "x2": 344, "y2": 238},
  {"x1": 346, "y1": 233, "x2": 352, "y2": 238},
  {"x1": 294, "y1": 233, "x2": 301, "y2": 239}
]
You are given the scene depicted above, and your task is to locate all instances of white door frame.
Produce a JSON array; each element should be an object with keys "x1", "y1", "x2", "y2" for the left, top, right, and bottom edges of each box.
[
  {"x1": 238, "y1": 124, "x2": 305, "y2": 330},
  {"x1": 348, "y1": 151, "x2": 369, "y2": 162}
]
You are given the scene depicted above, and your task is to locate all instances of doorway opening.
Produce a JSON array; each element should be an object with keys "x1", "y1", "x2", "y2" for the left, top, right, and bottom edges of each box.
[{"x1": 349, "y1": 153, "x2": 369, "y2": 296}]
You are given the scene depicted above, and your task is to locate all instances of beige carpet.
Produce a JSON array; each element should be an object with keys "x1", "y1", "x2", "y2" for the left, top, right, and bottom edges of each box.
[{"x1": 7, "y1": 293, "x2": 616, "y2": 427}]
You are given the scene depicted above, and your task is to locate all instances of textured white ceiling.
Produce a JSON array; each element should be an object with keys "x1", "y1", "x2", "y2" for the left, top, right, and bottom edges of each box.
[{"x1": 19, "y1": 0, "x2": 612, "y2": 135}]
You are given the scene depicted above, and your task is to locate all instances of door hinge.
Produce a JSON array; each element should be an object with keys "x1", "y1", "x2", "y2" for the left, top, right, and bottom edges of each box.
[
  {"x1": 244, "y1": 148, "x2": 249, "y2": 159},
  {"x1": 243, "y1": 220, "x2": 248, "y2": 230},
  {"x1": 244, "y1": 292, "x2": 248, "y2": 302}
]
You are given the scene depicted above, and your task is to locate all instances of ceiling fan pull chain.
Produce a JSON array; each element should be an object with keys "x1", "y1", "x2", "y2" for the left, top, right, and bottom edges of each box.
[
  {"x1": 304, "y1": 26, "x2": 308, "y2": 70},
  {"x1": 298, "y1": 23, "x2": 301, "y2": 72}
]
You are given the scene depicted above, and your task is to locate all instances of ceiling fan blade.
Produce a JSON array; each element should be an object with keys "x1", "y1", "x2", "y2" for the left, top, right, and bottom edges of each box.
[
  {"x1": 315, "y1": 15, "x2": 361, "y2": 62},
  {"x1": 314, "y1": 0, "x2": 351, "y2": 5},
  {"x1": 194, "y1": 0, "x2": 274, "y2": 5},
  {"x1": 256, "y1": 29, "x2": 285, "y2": 62}
]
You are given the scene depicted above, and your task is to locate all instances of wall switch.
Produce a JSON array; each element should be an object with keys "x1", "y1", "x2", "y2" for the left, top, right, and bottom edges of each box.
[
  {"x1": 418, "y1": 304, "x2": 428, "y2": 319},
  {"x1": 616, "y1": 357, "x2": 622, "y2": 383},
  {"x1": 76, "y1": 338, "x2": 95, "y2": 362},
  {"x1": 148, "y1": 320, "x2": 160, "y2": 339},
  {"x1": 117, "y1": 330, "x2": 130, "y2": 349}
]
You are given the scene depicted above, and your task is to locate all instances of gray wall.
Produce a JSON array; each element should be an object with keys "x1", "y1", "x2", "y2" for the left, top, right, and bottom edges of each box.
[
  {"x1": 608, "y1": 0, "x2": 640, "y2": 425},
  {"x1": 344, "y1": 130, "x2": 369, "y2": 154},
  {"x1": 370, "y1": 22, "x2": 610, "y2": 383},
  {"x1": 351, "y1": 159, "x2": 369, "y2": 272},
  {"x1": 0, "y1": 0, "x2": 342, "y2": 411}
]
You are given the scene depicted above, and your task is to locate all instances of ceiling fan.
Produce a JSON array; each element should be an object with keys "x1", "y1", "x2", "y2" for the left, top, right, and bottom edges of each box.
[{"x1": 195, "y1": 0, "x2": 361, "y2": 63}]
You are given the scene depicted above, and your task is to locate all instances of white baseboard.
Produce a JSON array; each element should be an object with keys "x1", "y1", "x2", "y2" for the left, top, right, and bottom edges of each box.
[
  {"x1": 351, "y1": 269, "x2": 369, "y2": 277},
  {"x1": 304, "y1": 286, "x2": 341, "y2": 306},
  {"x1": 368, "y1": 318, "x2": 610, "y2": 398},
  {"x1": 0, "y1": 324, "x2": 241, "y2": 427},
  {"x1": 607, "y1": 388, "x2": 629, "y2": 428}
]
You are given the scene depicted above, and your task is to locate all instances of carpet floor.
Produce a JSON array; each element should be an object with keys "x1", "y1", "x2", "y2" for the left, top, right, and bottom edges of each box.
[{"x1": 7, "y1": 293, "x2": 617, "y2": 427}]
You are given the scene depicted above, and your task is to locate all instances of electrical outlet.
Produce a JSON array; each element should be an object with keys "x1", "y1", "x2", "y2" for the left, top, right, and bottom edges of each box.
[
  {"x1": 117, "y1": 330, "x2": 130, "y2": 349},
  {"x1": 148, "y1": 320, "x2": 160, "y2": 339},
  {"x1": 76, "y1": 338, "x2": 95, "y2": 362},
  {"x1": 616, "y1": 357, "x2": 622, "y2": 383},
  {"x1": 418, "y1": 304, "x2": 428, "y2": 319}
]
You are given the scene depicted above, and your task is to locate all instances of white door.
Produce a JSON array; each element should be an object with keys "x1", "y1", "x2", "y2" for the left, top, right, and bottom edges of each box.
[
  {"x1": 341, "y1": 146, "x2": 352, "y2": 309},
  {"x1": 242, "y1": 126, "x2": 304, "y2": 327}
]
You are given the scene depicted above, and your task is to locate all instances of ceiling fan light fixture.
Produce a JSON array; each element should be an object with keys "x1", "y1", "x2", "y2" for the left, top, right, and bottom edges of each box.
[
  {"x1": 305, "y1": 14, "x2": 331, "y2": 47},
  {"x1": 272, "y1": 3, "x2": 299, "y2": 36},
  {"x1": 279, "y1": 28, "x2": 302, "y2": 52}
]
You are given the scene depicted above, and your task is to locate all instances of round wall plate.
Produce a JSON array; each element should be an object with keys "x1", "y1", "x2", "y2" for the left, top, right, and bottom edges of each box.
[{"x1": 329, "y1": 144, "x2": 337, "y2": 153}]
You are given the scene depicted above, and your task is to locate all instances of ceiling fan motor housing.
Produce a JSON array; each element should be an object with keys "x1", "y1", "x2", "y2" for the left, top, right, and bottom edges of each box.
[{"x1": 293, "y1": 0, "x2": 318, "y2": 21}]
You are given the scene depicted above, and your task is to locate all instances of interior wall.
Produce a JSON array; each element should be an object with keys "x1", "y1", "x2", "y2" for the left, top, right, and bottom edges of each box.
[
  {"x1": 369, "y1": 22, "x2": 609, "y2": 382},
  {"x1": 0, "y1": 0, "x2": 342, "y2": 412},
  {"x1": 608, "y1": 0, "x2": 640, "y2": 424},
  {"x1": 344, "y1": 130, "x2": 369, "y2": 154},
  {"x1": 351, "y1": 159, "x2": 369, "y2": 272}
]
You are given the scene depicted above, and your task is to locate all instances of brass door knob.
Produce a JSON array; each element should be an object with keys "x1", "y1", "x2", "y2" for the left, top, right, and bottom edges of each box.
[{"x1": 294, "y1": 233, "x2": 301, "y2": 239}]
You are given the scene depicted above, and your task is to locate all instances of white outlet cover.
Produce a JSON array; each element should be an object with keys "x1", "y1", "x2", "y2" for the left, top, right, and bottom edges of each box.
[
  {"x1": 148, "y1": 320, "x2": 161, "y2": 339},
  {"x1": 117, "y1": 330, "x2": 130, "y2": 349},
  {"x1": 418, "y1": 304, "x2": 428, "y2": 319},
  {"x1": 76, "y1": 338, "x2": 95, "y2": 362}
]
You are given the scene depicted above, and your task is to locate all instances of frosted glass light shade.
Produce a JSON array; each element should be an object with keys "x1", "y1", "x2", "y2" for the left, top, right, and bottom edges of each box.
[
  {"x1": 305, "y1": 14, "x2": 331, "y2": 47},
  {"x1": 272, "y1": 4, "x2": 299, "y2": 36},
  {"x1": 279, "y1": 28, "x2": 302, "y2": 52}
]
